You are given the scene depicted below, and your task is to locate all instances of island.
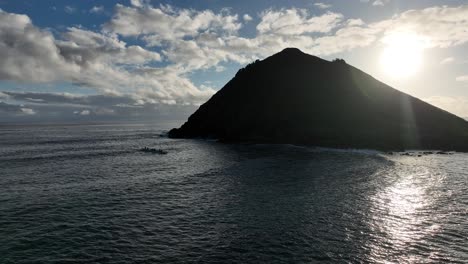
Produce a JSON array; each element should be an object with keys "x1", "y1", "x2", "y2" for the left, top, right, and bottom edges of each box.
[{"x1": 169, "y1": 48, "x2": 468, "y2": 151}]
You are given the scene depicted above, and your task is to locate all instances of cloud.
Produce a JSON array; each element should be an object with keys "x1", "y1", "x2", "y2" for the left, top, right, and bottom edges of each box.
[
  {"x1": 0, "y1": 91, "x2": 198, "y2": 122},
  {"x1": 76, "y1": 109, "x2": 90, "y2": 115},
  {"x1": 372, "y1": 0, "x2": 391, "y2": 6},
  {"x1": 307, "y1": 5, "x2": 468, "y2": 55},
  {"x1": 0, "y1": 91, "x2": 9, "y2": 99},
  {"x1": 20, "y1": 107, "x2": 36, "y2": 115},
  {"x1": 64, "y1": 6, "x2": 76, "y2": 14},
  {"x1": 456, "y1": 75, "x2": 468, "y2": 82},
  {"x1": 154, "y1": 6, "x2": 377, "y2": 66},
  {"x1": 243, "y1": 14, "x2": 253, "y2": 22},
  {"x1": 3, "y1": 91, "x2": 135, "y2": 107},
  {"x1": 103, "y1": 4, "x2": 241, "y2": 44},
  {"x1": 57, "y1": 27, "x2": 162, "y2": 65},
  {"x1": 2, "y1": 90, "x2": 213, "y2": 117},
  {"x1": 310, "y1": 25, "x2": 379, "y2": 55},
  {"x1": 0, "y1": 9, "x2": 214, "y2": 105},
  {"x1": 440, "y1": 57, "x2": 455, "y2": 65},
  {"x1": 25, "y1": 97, "x2": 45, "y2": 102},
  {"x1": 256, "y1": 8, "x2": 343, "y2": 35},
  {"x1": 361, "y1": 0, "x2": 391, "y2": 6},
  {"x1": 3, "y1": 3, "x2": 468, "y2": 116},
  {"x1": 347, "y1": 18, "x2": 364, "y2": 26},
  {"x1": 90, "y1": 6, "x2": 104, "y2": 14},
  {"x1": 0, "y1": 101, "x2": 36, "y2": 116},
  {"x1": 130, "y1": 0, "x2": 148, "y2": 8},
  {"x1": 0, "y1": 10, "x2": 78, "y2": 82},
  {"x1": 314, "y1": 3, "x2": 332, "y2": 9},
  {"x1": 374, "y1": 5, "x2": 468, "y2": 48}
]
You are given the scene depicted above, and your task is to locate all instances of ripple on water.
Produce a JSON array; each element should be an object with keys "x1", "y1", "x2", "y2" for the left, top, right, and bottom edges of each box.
[{"x1": 0, "y1": 124, "x2": 467, "y2": 263}]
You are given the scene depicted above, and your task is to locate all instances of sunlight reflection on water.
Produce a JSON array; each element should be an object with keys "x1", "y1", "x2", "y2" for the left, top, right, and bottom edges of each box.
[
  {"x1": 0, "y1": 125, "x2": 467, "y2": 263},
  {"x1": 368, "y1": 157, "x2": 456, "y2": 263}
]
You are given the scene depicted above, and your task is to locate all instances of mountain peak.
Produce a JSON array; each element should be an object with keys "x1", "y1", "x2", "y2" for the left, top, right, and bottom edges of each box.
[
  {"x1": 169, "y1": 49, "x2": 468, "y2": 151},
  {"x1": 267, "y1": 47, "x2": 324, "y2": 65},
  {"x1": 279, "y1": 47, "x2": 304, "y2": 54}
]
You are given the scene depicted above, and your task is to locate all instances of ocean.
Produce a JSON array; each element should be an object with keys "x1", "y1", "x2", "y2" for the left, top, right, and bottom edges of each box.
[{"x1": 0, "y1": 123, "x2": 467, "y2": 263}]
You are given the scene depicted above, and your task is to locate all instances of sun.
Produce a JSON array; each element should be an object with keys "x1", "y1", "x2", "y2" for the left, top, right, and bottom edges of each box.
[{"x1": 380, "y1": 32, "x2": 427, "y2": 78}]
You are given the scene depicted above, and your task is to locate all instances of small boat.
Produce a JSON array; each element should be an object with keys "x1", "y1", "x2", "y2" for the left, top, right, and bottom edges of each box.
[{"x1": 140, "y1": 147, "x2": 168, "y2": 154}]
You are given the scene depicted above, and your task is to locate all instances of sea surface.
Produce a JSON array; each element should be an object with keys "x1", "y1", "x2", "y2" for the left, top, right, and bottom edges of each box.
[{"x1": 0, "y1": 123, "x2": 467, "y2": 263}]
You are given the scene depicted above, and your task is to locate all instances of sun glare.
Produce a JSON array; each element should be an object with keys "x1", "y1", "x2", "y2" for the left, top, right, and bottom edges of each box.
[{"x1": 380, "y1": 32, "x2": 427, "y2": 78}]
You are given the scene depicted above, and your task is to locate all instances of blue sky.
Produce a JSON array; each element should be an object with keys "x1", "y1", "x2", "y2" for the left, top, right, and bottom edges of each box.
[{"x1": 1, "y1": 0, "x2": 468, "y2": 122}]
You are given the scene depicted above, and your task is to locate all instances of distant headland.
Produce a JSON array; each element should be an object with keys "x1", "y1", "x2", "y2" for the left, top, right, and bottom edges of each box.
[{"x1": 169, "y1": 48, "x2": 468, "y2": 151}]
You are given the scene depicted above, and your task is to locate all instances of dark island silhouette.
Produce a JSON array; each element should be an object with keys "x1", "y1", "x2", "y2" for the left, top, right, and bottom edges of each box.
[{"x1": 169, "y1": 48, "x2": 468, "y2": 151}]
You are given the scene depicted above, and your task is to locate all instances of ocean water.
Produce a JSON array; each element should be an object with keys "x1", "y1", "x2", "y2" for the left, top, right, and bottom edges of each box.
[{"x1": 0, "y1": 123, "x2": 467, "y2": 263}]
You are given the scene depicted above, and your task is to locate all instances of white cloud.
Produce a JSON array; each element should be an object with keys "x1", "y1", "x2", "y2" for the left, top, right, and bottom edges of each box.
[
  {"x1": 314, "y1": 3, "x2": 332, "y2": 9},
  {"x1": 440, "y1": 57, "x2": 455, "y2": 65},
  {"x1": 25, "y1": 97, "x2": 45, "y2": 102},
  {"x1": 103, "y1": 4, "x2": 241, "y2": 44},
  {"x1": 372, "y1": 0, "x2": 389, "y2": 6},
  {"x1": 373, "y1": 5, "x2": 468, "y2": 48},
  {"x1": 360, "y1": 0, "x2": 390, "y2": 6},
  {"x1": 311, "y1": 25, "x2": 379, "y2": 55},
  {"x1": 256, "y1": 8, "x2": 343, "y2": 35},
  {"x1": 3, "y1": 3, "x2": 468, "y2": 111},
  {"x1": 243, "y1": 14, "x2": 253, "y2": 22},
  {"x1": 20, "y1": 108, "x2": 36, "y2": 115},
  {"x1": 347, "y1": 18, "x2": 364, "y2": 26},
  {"x1": 58, "y1": 27, "x2": 162, "y2": 65},
  {"x1": 456, "y1": 75, "x2": 468, "y2": 82},
  {"x1": 0, "y1": 9, "x2": 211, "y2": 105},
  {"x1": 0, "y1": 91, "x2": 9, "y2": 99},
  {"x1": 0, "y1": 101, "x2": 36, "y2": 116},
  {"x1": 215, "y1": 65, "x2": 226, "y2": 72},
  {"x1": 2, "y1": 91, "x2": 198, "y2": 121},
  {"x1": 0, "y1": 10, "x2": 79, "y2": 82},
  {"x1": 64, "y1": 6, "x2": 76, "y2": 14},
  {"x1": 130, "y1": 0, "x2": 148, "y2": 8},
  {"x1": 90, "y1": 6, "x2": 104, "y2": 14},
  {"x1": 102, "y1": 3, "x2": 468, "y2": 94},
  {"x1": 79, "y1": 109, "x2": 90, "y2": 115}
]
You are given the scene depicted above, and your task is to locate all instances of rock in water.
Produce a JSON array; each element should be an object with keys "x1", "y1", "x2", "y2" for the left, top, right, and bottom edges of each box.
[{"x1": 169, "y1": 48, "x2": 468, "y2": 151}]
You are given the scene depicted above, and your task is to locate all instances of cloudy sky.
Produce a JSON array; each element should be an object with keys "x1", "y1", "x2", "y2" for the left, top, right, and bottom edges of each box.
[{"x1": 1, "y1": 0, "x2": 468, "y2": 122}]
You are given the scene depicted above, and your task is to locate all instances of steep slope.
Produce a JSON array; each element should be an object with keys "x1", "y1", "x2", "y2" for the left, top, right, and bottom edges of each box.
[{"x1": 169, "y1": 48, "x2": 468, "y2": 151}]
